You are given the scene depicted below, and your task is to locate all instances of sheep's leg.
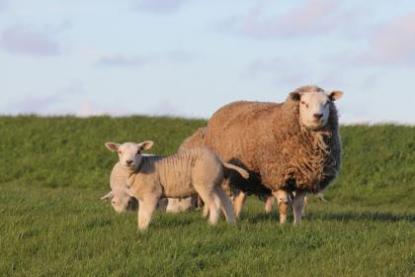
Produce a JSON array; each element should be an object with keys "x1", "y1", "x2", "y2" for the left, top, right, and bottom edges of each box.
[
  {"x1": 293, "y1": 191, "x2": 306, "y2": 225},
  {"x1": 137, "y1": 196, "x2": 159, "y2": 231},
  {"x1": 196, "y1": 187, "x2": 220, "y2": 225},
  {"x1": 233, "y1": 191, "x2": 247, "y2": 219},
  {"x1": 202, "y1": 202, "x2": 209, "y2": 218},
  {"x1": 302, "y1": 196, "x2": 308, "y2": 217},
  {"x1": 214, "y1": 187, "x2": 235, "y2": 224},
  {"x1": 166, "y1": 198, "x2": 180, "y2": 213},
  {"x1": 273, "y1": 189, "x2": 291, "y2": 224},
  {"x1": 264, "y1": 195, "x2": 274, "y2": 214}
]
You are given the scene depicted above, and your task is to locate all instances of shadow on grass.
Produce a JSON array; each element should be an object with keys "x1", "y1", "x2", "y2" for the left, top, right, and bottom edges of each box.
[
  {"x1": 308, "y1": 211, "x2": 415, "y2": 223},
  {"x1": 241, "y1": 211, "x2": 415, "y2": 224},
  {"x1": 242, "y1": 213, "x2": 277, "y2": 224},
  {"x1": 151, "y1": 215, "x2": 198, "y2": 229}
]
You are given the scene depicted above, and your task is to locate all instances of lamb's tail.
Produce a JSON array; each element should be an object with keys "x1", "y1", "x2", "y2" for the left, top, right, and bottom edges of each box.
[
  {"x1": 223, "y1": 163, "x2": 249, "y2": 179},
  {"x1": 317, "y1": 193, "x2": 328, "y2": 202}
]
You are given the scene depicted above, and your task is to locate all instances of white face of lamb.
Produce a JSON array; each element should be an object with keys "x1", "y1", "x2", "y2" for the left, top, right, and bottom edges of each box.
[
  {"x1": 101, "y1": 188, "x2": 136, "y2": 213},
  {"x1": 117, "y1": 143, "x2": 144, "y2": 169},
  {"x1": 105, "y1": 141, "x2": 154, "y2": 170},
  {"x1": 110, "y1": 188, "x2": 133, "y2": 213}
]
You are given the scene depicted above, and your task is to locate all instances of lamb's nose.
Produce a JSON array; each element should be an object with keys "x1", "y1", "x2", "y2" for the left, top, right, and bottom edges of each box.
[
  {"x1": 126, "y1": 160, "x2": 133, "y2": 165},
  {"x1": 313, "y1": 113, "x2": 323, "y2": 119}
]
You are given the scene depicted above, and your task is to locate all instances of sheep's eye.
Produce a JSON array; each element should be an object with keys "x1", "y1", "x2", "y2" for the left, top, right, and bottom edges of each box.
[
  {"x1": 301, "y1": 101, "x2": 309, "y2": 108},
  {"x1": 118, "y1": 151, "x2": 122, "y2": 154}
]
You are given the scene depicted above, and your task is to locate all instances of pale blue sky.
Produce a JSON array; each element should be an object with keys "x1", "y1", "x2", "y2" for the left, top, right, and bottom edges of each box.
[{"x1": 1, "y1": 0, "x2": 415, "y2": 123}]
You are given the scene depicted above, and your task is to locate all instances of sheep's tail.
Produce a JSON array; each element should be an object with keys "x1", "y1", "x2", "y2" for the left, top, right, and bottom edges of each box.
[{"x1": 223, "y1": 163, "x2": 249, "y2": 179}]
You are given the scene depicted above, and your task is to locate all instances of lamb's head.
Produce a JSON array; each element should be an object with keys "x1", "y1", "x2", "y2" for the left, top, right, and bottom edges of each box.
[
  {"x1": 105, "y1": 140, "x2": 154, "y2": 170},
  {"x1": 289, "y1": 85, "x2": 343, "y2": 130},
  {"x1": 101, "y1": 189, "x2": 138, "y2": 213}
]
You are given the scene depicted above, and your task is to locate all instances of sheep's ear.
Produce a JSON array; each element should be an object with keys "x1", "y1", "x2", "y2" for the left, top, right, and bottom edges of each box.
[
  {"x1": 289, "y1": 92, "x2": 301, "y2": 101},
  {"x1": 105, "y1": 142, "x2": 120, "y2": 152},
  {"x1": 101, "y1": 191, "x2": 113, "y2": 200},
  {"x1": 329, "y1": 90, "x2": 343, "y2": 101},
  {"x1": 138, "y1": 140, "x2": 154, "y2": 151}
]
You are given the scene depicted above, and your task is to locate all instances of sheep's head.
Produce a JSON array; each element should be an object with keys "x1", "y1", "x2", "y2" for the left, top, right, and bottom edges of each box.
[
  {"x1": 101, "y1": 189, "x2": 138, "y2": 213},
  {"x1": 105, "y1": 141, "x2": 154, "y2": 170},
  {"x1": 289, "y1": 86, "x2": 343, "y2": 130}
]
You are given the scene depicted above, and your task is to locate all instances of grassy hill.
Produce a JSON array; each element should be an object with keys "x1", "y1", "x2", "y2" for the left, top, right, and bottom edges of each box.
[{"x1": 0, "y1": 116, "x2": 414, "y2": 276}]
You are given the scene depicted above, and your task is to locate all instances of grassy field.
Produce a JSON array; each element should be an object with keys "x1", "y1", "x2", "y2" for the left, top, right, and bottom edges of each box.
[{"x1": 0, "y1": 116, "x2": 414, "y2": 276}]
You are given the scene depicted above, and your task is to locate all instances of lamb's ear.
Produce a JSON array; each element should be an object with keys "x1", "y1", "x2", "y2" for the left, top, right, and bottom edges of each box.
[
  {"x1": 101, "y1": 191, "x2": 113, "y2": 200},
  {"x1": 289, "y1": 92, "x2": 301, "y2": 101},
  {"x1": 138, "y1": 140, "x2": 154, "y2": 151},
  {"x1": 105, "y1": 142, "x2": 120, "y2": 152},
  {"x1": 329, "y1": 90, "x2": 343, "y2": 101}
]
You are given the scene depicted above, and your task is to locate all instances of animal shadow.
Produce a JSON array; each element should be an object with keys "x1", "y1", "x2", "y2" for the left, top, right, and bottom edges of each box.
[
  {"x1": 308, "y1": 211, "x2": 415, "y2": 223},
  {"x1": 242, "y1": 210, "x2": 415, "y2": 224}
]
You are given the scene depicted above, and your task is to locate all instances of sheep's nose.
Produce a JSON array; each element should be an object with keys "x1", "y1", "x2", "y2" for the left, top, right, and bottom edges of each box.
[
  {"x1": 126, "y1": 160, "x2": 133, "y2": 165},
  {"x1": 313, "y1": 113, "x2": 323, "y2": 120}
]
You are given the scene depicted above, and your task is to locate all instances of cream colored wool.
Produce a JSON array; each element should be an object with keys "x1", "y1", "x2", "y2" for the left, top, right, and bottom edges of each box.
[{"x1": 124, "y1": 145, "x2": 249, "y2": 230}]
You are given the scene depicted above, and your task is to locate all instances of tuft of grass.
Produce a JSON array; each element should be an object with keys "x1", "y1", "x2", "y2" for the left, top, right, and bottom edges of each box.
[{"x1": 0, "y1": 116, "x2": 414, "y2": 276}]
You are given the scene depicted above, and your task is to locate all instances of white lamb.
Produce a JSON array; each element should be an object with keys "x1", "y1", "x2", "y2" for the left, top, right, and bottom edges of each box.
[
  {"x1": 101, "y1": 154, "x2": 168, "y2": 213},
  {"x1": 104, "y1": 140, "x2": 249, "y2": 230}
]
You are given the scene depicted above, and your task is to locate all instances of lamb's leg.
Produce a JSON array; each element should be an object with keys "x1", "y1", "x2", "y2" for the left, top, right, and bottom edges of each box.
[
  {"x1": 273, "y1": 189, "x2": 291, "y2": 224},
  {"x1": 293, "y1": 191, "x2": 306, "y2": 225},
  {"x1": 264, "y1": 195, "x2": 274, "y2": 214},
  {"x1": 202, "y1": 202, "x2": 209, "y2": 218},
  {"x1": 233, "y1": 191, "x2": 247, "y2": 219},
  {"x1": 302, "y1": 196, "x2": 308, "y2": 217},
  {"x1": 214, "y1": 187, "x2": 235, "y2": 224},
  {"x1": 196, "y1": 187, "x2": 220, "y2": 225},
  {"x1": 137, "y1": 196, "x2": 159, "y2": 231},
  {"x1": 166, "y1": 198, "x2": 180, "y2": 213}
]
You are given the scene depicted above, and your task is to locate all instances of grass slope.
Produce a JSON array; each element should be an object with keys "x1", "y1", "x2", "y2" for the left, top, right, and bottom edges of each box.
[{"x1": 0, "y1": 116, "x2": 414, "y2": 276}]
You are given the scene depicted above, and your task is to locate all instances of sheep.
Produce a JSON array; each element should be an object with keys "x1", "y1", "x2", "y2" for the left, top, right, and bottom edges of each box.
[
  {"x1": 101, "y1": 152, "x2": 197, "y2": 215},
  {"x1": 105, "y1": 140, "x2": 249, "y2": 230},
  {"x1": 178, "y1": 128, "x2": 327, "y2": 218},
  {"x1": 204, "y1": 85, "x2": 343, "y2": 224},
  {"x1": 178, "y1": 127, "x2": 207, "y2": 153},
  {"x1": 101, "y1": 154, "x2": 168, "y2": 213},
  {"x1": 179, "y1": 127, "x2": 281, "y2": 218},
  {"x1": 101, "y1": 161, "x2": 138, "y2": 213}
]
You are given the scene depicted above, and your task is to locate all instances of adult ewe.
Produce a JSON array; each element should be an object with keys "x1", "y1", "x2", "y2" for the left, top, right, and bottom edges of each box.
[
  {"x1": 205, "y1": 85, "x2": 343, "y2": 224},
  {"x1": 105, "y1": 141, "x2": 249, "y2": 230}
]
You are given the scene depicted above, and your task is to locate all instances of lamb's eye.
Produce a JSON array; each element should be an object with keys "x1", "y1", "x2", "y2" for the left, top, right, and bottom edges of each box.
[{"x1": 118, "y1": 151, "x2": 122, "y2": 154}]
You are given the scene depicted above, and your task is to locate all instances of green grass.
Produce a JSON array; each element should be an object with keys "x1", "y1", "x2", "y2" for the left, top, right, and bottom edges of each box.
[{"x1": 0, "y1": 116, "x2": 414, "y2": 276}]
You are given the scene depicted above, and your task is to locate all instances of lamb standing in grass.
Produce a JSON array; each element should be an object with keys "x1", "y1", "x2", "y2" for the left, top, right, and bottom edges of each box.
[
  {"x1": 105, "y1": 140, "x2": 249, "y2": 230},
  {"x1": 101, "y1": 154, "x2": 168, "y2": 213},
  {"x1": 101, "y1": 161, "x2": 138, "y2": 213}
]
